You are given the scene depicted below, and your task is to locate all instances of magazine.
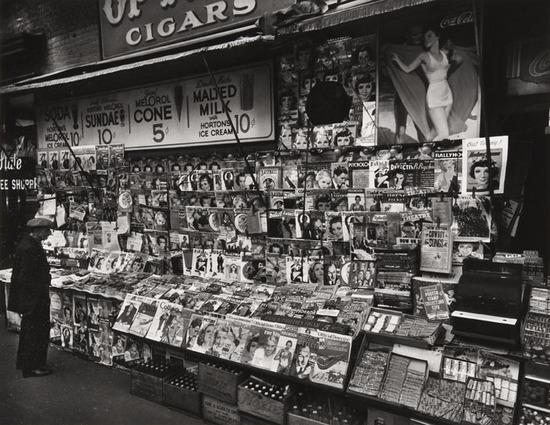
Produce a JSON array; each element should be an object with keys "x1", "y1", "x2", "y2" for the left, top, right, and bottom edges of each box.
[
  {"x1": 420, "y1": 223, "x2": 453, "y2": 274},
  {"x1": 452, "y1": 195, "x2": 492, "y2": 242},
  {"x1": 462, "y1": 136, "x2": 508, "y2": 195},
  {"x1": 388, "y1": 159, "x2": 435, "y2": 189},
  {"x1": 112, "y1": 294, "x2": 144, "y2": 333},
  {"x1": 146, "y1": 300, "x2": 185, "y2": 347},
  {"x1": 310, "y1": 331, "x2": 352, "y2": 389},
  {"x1": 128, "y1": 298, "x2": 158, "y2": 337},
  {"x1": 289, "y1": 327, "x2": 320, "y2": 381}
]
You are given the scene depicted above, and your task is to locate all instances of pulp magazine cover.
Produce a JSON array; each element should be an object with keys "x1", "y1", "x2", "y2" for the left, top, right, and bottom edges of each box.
[
  {"x1": 388, "y1": 159, "x2": 435, "y2": 189},
  {"x1": 112, "y1": 294, "x2": 144, "y2": 333},
  {"x1": 128, "y1": 298, "x2": 158, "y2": 338},
  {"x1": 462, "y1": 136, "x2": 508, "y2": 195},
  {"x1": 310, "y1": 331, "x2": 352, "y2": 389},
  {"x1": 420, "y1": 223, "x2": 453, "y2": 274},
  {"x1": 86, "y1": 297, "x2": 100, "y2": 331},
  {"x1": 289, "y1": 327, "x2": 320, "y2": 381}
]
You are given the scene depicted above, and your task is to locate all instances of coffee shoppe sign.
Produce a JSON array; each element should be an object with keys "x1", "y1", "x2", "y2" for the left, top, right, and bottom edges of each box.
[
  {"x1": 36, "y1": 62, "x2": 273, "y2": 150},
  {"x1": 99, "y1": 0, "x2": 293, "y2": 58}
]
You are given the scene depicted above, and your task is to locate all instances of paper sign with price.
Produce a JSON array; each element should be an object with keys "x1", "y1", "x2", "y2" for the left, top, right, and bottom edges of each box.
[{"x1": 36, "y1": 62, "x2": 274, "y2": 151}]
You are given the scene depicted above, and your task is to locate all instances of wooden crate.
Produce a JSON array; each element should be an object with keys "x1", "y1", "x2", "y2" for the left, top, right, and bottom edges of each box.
[
  {"x1": 287, "y1": 413, "x2": 327, "y2": 425},
  {"x1": 238, "y1": 384, "x2": 291, "y2": 425},
  {"x1": 241, "y1": 412, "x2": 280, "y2": 425},
  {"x1": 163, "y1": 381, "x2": 201, "y2": 416},
  {"x1": 130, "y1": 369, "x2": 164, "y2": 404},
  {"x1": 202, "y1": 395, "x2": 240, "y2": 425},
  {"x1": 198, "y1": 362, "x2": 244, "y2": 404}
]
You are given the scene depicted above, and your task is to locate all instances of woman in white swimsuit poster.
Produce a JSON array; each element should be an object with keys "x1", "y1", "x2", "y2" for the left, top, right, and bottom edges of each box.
[
  {"x1": 378, "y1": 9, "x2": 480, "y2": 145},
  {"x1": 391, "y1": 27, "x2": 461, "y2": 141}
]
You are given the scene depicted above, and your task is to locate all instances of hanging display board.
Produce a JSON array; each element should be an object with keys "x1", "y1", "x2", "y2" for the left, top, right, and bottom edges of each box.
[
  {"x1": 98, "y1": 0, "x2": 294, "y2": 59},
  {"x1": 36, "y1": 62, "x2": 274, "y2": 151}
]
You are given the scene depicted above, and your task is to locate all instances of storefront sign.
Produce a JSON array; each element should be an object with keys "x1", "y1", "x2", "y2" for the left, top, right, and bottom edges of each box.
[
  {"x1": 36, "y1": 62, "x2": 274, "y2": 150},
  {"x1": 99, "y1": 0, "x2": 294, "y2": 58},
  {"x1": 507, "y1": 38, "x2": 550, "y2": 96},
  {"x1": 0, "y1": 152, "x2": 37, "y2": 191}
]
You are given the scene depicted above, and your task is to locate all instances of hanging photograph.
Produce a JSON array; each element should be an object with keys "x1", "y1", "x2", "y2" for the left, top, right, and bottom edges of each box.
[{"x1": 378, "y1": 8, "x2": 480, "y2": 144}]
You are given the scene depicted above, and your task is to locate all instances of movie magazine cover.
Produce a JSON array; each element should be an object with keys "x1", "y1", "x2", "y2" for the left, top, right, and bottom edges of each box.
[
  {"x1": 258, "y1": 167, "x2": 282, "y2": 190},
  {"x1": 286, "y1": 256, "x2": 309, "y2": 284},
  {"x1": 462, "y1": 136, "x2": 508, "y2": 195},
  {"x1": 289, "y1": 327, "x2": 320, "y2": 381},
  {"x1": 310, "y1": 331, "x2": 352, "y2": 389},
  {"x1": 112, "y1": 294, "x2": 144, "y2": 333},
  {"x1": 452, "y1": 240, "x2": 484, "y2": 264},
  {"x1": 420, "y1": 223, "x2": 453, "y2": 273}
]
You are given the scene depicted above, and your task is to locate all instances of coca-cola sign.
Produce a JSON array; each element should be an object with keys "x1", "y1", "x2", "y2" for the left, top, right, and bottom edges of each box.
[
  {"x1": 507, "y1": 37, "x2": 550, "y2": 96},
  {"x1": 98, "y1": 0, "x2": 294, "y2": 59},
  {"x1": 440, "y1": 11, "x2": 473, "y2": 28}
]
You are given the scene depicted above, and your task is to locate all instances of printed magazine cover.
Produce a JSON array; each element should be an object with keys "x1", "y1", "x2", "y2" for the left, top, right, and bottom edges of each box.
[
  {"x1": 418, "y1": 283, "x2": 450, "y2": 321},
  {"x1": 146, "y1": 301, "x2": 186, "y2": 347},
  {"x1": 412, "y1": 277, "x2": 457, "y2": 321},
  {"x1": 462, "y1": 136, "x2": 508, "y2": 195},
  {"x1": 112, "y1": 294, "x2": 143, "y2": 333},
  {"x1": 289, "y1": 328, "x2": 320, "y2": 381},
  {"x1": 420, "y1": 223, "x2": 453, "y2": 273},
  {"x1": 310, "y1": 331, "x2": 352, "y2": 389},
  {"x1": 128, "y1": 298, "x2": 158, "y2": 337}
]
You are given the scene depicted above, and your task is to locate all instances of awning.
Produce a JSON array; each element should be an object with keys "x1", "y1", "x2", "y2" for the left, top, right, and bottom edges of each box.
[
  {"x1": 277, "y1": 0, "x2": 438, "y2": 35},
  {"x1": 0, "y1": 35, "x2": 274, "y2": 96}
]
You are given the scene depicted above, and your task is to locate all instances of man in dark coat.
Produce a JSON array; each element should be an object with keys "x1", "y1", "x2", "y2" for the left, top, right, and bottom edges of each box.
[{"x1": 8, "y1": 217, "x2": 54, "y2": 377}]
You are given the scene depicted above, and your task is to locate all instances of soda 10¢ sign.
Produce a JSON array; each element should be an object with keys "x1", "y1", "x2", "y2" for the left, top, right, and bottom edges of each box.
[{"x1": 36, "y1": 62, "x2": 273, "y2": 151}]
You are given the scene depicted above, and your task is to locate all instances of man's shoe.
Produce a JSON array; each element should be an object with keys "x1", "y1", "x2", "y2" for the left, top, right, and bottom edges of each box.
[{"x1": 22, "y1": 368, "x2": 52, "y2": 378}]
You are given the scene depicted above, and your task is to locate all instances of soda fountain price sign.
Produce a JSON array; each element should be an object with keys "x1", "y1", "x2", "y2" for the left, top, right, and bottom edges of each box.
[{"x1": 36, "y1": 62, "x2": 274, "y2": 150}]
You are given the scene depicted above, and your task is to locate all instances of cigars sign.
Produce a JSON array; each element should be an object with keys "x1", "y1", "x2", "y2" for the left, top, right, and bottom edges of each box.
[
  {"x1": 99, "y1": 0, "x2": 293, "y2": 58},
  {"x1": 36, "y1": 63, "x2": 274, "y2": 150}
]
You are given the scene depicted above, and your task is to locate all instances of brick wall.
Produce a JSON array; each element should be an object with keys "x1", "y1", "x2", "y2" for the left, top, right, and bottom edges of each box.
[{"x1": 1, "y1": 0, "x2": 101, "y2": 75}]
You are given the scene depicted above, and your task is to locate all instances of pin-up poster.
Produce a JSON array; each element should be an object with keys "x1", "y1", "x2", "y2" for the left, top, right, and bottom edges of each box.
[{"x1": 378, "y1": 8, "x2": 480, "y2": 145}]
